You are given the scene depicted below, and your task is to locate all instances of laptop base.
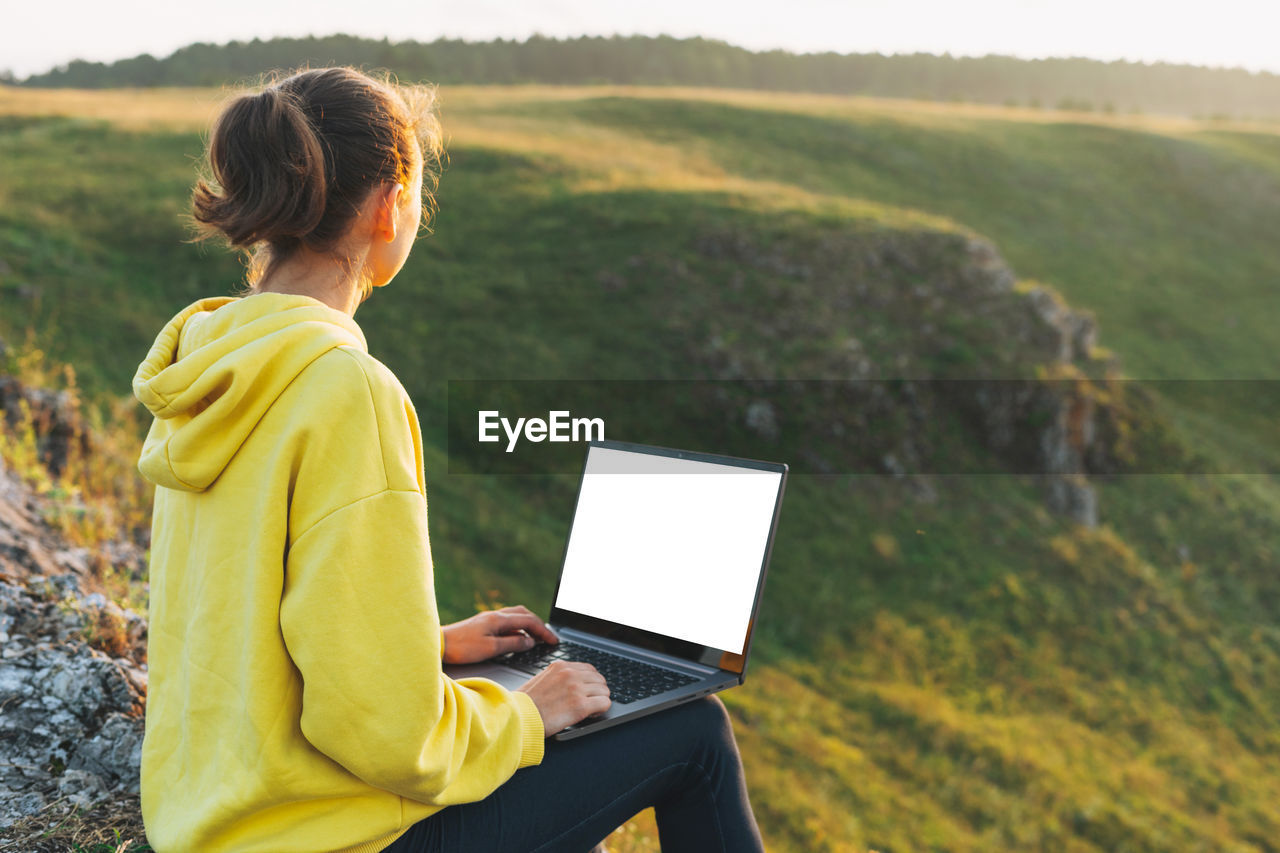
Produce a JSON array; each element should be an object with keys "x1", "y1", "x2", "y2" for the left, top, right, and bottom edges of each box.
[{"x1": 443, "y1": 626, "x2": 737, "y2": 740}]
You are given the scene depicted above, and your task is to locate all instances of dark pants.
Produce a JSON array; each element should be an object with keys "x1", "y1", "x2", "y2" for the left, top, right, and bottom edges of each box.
[{"x1": 382, "y1": 695, "x2": 765, "y2": 853}]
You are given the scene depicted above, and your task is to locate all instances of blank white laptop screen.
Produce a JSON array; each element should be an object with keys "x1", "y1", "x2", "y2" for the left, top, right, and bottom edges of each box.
[{"x1": 554, "y1": 446, "x2": 783, "y2": 654}]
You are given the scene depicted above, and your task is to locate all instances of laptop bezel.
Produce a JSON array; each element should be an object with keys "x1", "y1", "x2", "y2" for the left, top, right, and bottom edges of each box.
[{"x1": 547, "y1": 439, "x2": 788, "y2": 680}]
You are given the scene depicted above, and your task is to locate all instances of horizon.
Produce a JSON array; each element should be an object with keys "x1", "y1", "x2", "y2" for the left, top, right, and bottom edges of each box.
[
  {"x1": 7, "y1": 0, "x2": 1280, "y2": 80},
  {"x1": 17, "y1": 31, "x2": 1280, "y2": 81}
]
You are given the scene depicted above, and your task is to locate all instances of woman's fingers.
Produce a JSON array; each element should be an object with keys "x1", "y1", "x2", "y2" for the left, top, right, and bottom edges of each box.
[
  {"x1": 487, "y1": 631, "x2": 538, "y2": 656},
  {"x1": 504, "y1": 607, "x2": 559, "y2": 644},
  {"x1": 493, "y1": 609, "x2": 559, "y2": 645},
  {"x1": 548, "y1": 660, "x2": 609, "y2": 690},
  {"x1": 476, "y1": 608, "x2": 560, "y2": 656}
]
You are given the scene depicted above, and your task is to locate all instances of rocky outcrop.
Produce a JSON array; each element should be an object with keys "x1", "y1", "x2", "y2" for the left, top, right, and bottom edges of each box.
[
  {"x1": 0, "y1": 453, "x2": 148, "y2": 830},
  {"x1": 647, "y1": 225, "x2": 1123, "y2": 525},
  {"x1": 973, "y1": 281, "x2": 1116, "y2": 528}
]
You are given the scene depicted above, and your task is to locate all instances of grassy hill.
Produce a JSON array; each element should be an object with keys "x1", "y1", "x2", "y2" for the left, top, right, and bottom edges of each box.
[{"x1": 2, "y1": 84, "x2": 1280, "y2": 851}]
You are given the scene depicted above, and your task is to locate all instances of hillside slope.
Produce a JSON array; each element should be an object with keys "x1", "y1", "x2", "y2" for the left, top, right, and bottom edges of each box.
[{"x1": 1, "y1": 86, "x2": 1279, "y2": 851}]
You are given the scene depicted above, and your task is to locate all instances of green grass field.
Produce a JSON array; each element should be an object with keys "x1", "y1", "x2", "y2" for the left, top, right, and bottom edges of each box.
[{"x1": 2, "y1": 85, "x2": 1280, "y2": 851}]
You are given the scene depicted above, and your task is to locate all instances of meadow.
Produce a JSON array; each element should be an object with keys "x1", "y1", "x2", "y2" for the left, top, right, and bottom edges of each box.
[{"x1": 2, "y1": 83, "x2": 1280, "y2": 851}]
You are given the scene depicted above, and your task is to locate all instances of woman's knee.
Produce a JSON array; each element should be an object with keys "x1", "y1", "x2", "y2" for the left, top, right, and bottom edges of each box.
[
  {"x1": 669, "y1": 695, "x2": 747, "y2": 794},
  {"x1": 681, "y1": 694, "x2": 736, "y2": 748}
]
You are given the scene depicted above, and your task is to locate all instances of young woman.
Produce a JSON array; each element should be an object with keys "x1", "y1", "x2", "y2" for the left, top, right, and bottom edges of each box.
[{"x1": 132, "y1": 67, "x2": 764, "y2": 853}]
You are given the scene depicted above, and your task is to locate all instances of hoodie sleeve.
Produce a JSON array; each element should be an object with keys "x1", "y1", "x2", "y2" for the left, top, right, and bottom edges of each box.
[{"x1": 277, "y1": 348, "x2": 544, "y2": 806}]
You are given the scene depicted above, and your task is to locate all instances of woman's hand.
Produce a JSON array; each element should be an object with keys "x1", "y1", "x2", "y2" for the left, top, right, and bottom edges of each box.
[
  {"x1": 441, "y1": 605, "x2": 559, "y2": 665},
  {"x1": 516, "y1": 661, "x2": 612, "y2": 736}
]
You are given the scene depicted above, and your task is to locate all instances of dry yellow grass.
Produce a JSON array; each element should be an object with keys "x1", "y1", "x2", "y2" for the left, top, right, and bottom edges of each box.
[{"x1": 0, "y1": 84, "x2": 224, "y2": 130}]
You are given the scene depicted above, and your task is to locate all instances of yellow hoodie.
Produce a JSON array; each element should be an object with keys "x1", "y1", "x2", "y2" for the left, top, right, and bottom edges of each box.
[{"x1": 132, "y1": 293, "x2": 544, "y2": 853}]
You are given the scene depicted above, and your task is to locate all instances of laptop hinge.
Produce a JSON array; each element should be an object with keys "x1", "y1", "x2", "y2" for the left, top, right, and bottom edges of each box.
[{"x1": 553, "y1": 626, "x2": 723, "y2": 677}]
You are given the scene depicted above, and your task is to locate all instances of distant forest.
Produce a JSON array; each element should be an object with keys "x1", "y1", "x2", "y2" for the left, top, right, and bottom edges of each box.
[{"x1": 13, "y1": 33, "x2": 1280, "y2": 119}]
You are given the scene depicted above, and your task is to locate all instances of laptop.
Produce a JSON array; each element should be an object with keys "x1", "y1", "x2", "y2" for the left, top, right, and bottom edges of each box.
[{"x1": 444, "y1": 439, "x2": 788, "y2": 740}]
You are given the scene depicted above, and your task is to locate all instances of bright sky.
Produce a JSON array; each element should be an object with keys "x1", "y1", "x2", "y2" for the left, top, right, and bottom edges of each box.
[{"x1": 6, "y1": 0, "x2": 1279, "y2": 79}]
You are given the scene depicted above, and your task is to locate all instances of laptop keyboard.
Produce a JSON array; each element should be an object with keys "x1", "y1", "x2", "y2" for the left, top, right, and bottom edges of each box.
[{"x1": 497, "y1": 640, "x2": 699, "y2": 704}]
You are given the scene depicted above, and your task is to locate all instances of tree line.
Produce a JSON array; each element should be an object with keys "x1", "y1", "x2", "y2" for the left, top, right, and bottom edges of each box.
[{"x1": 12, "y1": 33, "x2": 1280, "y2": 119}]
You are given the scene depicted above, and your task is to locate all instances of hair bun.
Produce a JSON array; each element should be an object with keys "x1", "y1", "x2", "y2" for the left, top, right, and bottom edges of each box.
[{"x1": 192, "y1": 86, "x2": 328, "y2": 249}]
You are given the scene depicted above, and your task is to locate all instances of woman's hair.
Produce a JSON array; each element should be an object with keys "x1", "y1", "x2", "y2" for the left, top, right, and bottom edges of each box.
[{"x1": 191, "y1": 66, "x2": 444, "y2": 285}]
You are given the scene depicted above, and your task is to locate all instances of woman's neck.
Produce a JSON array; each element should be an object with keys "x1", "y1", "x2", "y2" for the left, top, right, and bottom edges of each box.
[{"x1": 252, "y1": 248, "x2": 370, "y2": 317}]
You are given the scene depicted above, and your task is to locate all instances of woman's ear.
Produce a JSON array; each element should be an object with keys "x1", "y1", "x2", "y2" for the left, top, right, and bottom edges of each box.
[{"x1": 375, "y1": 182, "x2": 406, "y2": 242}]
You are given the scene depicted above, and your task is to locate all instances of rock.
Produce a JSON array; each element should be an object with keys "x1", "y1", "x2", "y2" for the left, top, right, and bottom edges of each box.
[
  {"x1": 8, "y1": 792, "x2": 46, "y2": 820},
  {"x1": 744, "y1": 399, "x2": 780, "y2": 441},
  {"x1": 1046, "y1": 474, "x2": 1099, "y2": 528},
  {"x1": 964, "y1": 238, "x2": 1017, "y2": 292},
  {"x1": 1023, "y1": 284, "x2": 1100, "y2": 366},
  {"x1": 0, "y1": 460, "x2": 148, "y2": 828},
  {"x1": 53, "y1": 547, "x2": 93, "y2": 577},
  {"x1": 57, "y1": 769, "x2": 109, "y2": 807},
  {"x1": 70, "y1": 713, "x2": 145, "y2": 795},
  {"x1": 1070, "y1": 313, "x2": 1098, "y2": 361},
  {"x1": 0, "y1": 576, "x2": 146, "y2": 827}
]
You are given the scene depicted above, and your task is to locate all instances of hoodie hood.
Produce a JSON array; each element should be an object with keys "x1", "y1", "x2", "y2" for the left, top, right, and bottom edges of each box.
[{"x1": 132, "y1": 293, "x2": 368, "y2": 492}]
